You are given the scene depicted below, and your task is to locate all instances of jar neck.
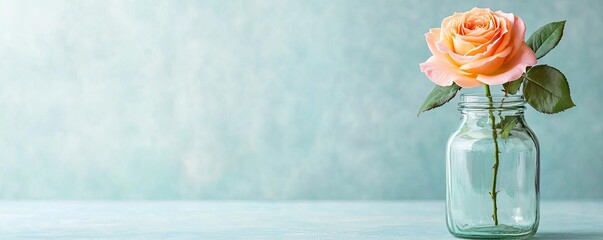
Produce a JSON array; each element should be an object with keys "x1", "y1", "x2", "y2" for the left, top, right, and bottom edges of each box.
[{"x1": 458, "y1": 93, "x2": 526, "y2": 128}]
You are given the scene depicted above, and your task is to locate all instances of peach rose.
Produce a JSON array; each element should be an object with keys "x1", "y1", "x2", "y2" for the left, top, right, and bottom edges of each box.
[{"x1": 419, "y1": 8, "x2": 537, "y2": 88}]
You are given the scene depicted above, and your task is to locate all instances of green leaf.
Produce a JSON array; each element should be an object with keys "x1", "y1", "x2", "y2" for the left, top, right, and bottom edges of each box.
[
  {"x1": 418, "y1": 83, "x2": 461, "y2": 116},
  {"x1": 496, "y1": 116, "x2": 514, "y2": 128},
  {"x1": 527, "y1": 21, "x2": 566, "y2": 59},
  {"x1": 523, "y1": 65, "x2": 575, "y2": 114},
  {"x1": 503, "y1": 76, "x2": 523, "y2": 95},
  {"x1": 497, "y1": 116, "x2": 518, "y2": 139}
]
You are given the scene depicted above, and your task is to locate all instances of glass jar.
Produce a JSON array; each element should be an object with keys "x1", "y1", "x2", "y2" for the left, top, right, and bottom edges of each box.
[{"x1": 446, "y1": 93, "x2": 539, "y2": 239}]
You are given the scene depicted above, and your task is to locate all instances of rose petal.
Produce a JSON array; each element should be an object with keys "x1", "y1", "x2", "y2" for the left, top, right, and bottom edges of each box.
[
  {"x1": 420, "y1": 56, "x2": 481, "y2": 87},
  {"x1": 437, "y1": 22, "x2": 509, "y2": 64},
  {"x1": 436, "y1": 41, "x2": 475, "y2": 64},
  {"x1": 494, "y1": 10, "x2": 515, "y2": 25},
  {"x1": 476, "y1": 44, "x2": 537, "y2": 85},
  {"x1": 452, "y1": 36, "x2": 477, "y2": 55},
  {"x1": 505, "y1": 15, "x2": 527, "y2": 64},
  {"x1": 460, "y1": 47, "x2": 512, "y2": 74},
  {"x1": 490, "y1": 15, "x2": 512, "y2": 54},
  {"x1": 459, "y1": 34, "x2": 489, "y2": 43},
  {"x1": 425, "y1": 28, "x2": 443, "y2": 56},
  {"x1": 465, "y1": 27, "x2": 493, "y2": 39},
  {"x1": 441, "y1": 12, "x2": 465, "y2": 30},
  {"x1": 455, "y1": 76, "x2": 484, "y2": 88}
]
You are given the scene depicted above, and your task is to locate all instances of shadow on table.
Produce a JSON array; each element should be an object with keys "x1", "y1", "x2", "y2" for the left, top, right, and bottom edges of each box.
[{"x1": 534, "y1": 232, "x2": 603, "y2": 239}]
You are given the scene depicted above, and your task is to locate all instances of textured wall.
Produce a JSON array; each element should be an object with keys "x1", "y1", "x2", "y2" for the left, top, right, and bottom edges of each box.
[{"x1": 0, "y1": 0, "x2": 601, "y2": 199}]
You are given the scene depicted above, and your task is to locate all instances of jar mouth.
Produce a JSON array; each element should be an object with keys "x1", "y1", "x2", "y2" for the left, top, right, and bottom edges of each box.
[
  {"x1": 459, "y1": 93, "x2": 526, "y2": 111},
  {"x1": 460, "y1": 93, "x2": 524, "y2": 103}
]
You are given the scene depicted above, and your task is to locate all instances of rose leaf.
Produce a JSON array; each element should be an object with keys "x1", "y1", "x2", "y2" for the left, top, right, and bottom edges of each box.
[
  {"x1": 503, "y1": 76, "x2": 523, "y2": 95},
  {"x1": 523, "y1": 65, "x2": 575, "y2": 114},
  {"x1": 418, "y1": 83, "x2": 461, "y2": 116},
  {"x1": 497, "y1": 116, "x2": 518, "y2": 139},
  {"x1": 527, "y1": 21, "x2": 566, "y2": 59}
]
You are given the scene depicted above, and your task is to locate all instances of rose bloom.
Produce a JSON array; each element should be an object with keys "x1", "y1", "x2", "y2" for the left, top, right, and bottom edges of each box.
[{"x1": 419, "y1": 8, "x2": 537, "y2": 88}]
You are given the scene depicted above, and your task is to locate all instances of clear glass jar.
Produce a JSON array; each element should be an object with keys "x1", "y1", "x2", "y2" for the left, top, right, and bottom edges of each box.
[{"x1": 446, "y1": 93, "x2": 539, "y2": 239}]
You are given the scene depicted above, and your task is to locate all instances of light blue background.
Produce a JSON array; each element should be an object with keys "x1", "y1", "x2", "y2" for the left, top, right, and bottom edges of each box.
[{"x1": 0, "y1": 0, "x2": 601, "y2": 200}]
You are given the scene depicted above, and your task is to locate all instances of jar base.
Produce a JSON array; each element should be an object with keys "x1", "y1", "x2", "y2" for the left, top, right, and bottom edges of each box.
[{"x1": 449, "y1": 224, "x2": 536, "y2": 239}]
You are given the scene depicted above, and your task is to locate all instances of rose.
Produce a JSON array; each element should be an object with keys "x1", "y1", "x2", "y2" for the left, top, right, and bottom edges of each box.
[{"x1": 419, "y1": 8, "x2": 537, "y2": 88}]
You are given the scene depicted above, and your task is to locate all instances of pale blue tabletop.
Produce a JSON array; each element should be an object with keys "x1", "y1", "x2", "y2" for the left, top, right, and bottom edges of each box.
[{"x1": 0, "y1": 201, "x2": 601, "y2": 239}]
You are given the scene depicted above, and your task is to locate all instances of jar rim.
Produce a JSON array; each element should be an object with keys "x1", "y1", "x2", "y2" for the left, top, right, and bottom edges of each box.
[
  {"x1": 458, "y1": 93, "x2": 526, "y2": 112},
  {"x1": 459, "y1": 93, "x2": 525, "y2": 104}
]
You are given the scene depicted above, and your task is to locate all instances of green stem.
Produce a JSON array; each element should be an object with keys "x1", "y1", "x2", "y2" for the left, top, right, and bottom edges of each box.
[{"x1": 484, "y1": 84, "x2": 500, "y2": 226}]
